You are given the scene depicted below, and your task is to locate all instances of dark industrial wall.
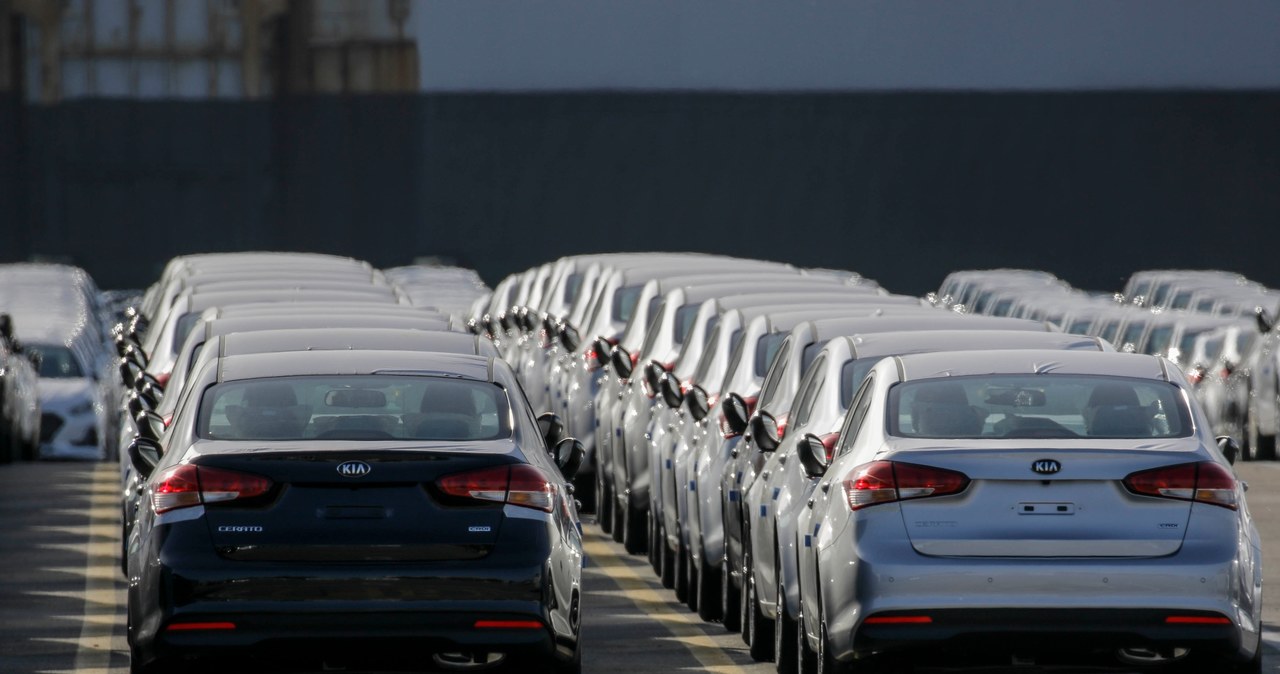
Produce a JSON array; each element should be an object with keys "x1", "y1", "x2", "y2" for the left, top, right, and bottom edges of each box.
[{"x1": 8, "y1": 92, "x2": 1280, "y2": 295}]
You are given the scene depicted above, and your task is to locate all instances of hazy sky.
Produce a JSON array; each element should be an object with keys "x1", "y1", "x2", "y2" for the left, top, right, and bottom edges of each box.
[{"x1": 413, "y1": 1, "x2": 1280, "y2": 91}]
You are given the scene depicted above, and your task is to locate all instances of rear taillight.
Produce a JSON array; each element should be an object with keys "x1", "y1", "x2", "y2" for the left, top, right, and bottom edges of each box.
[
  {"x1": 1187, "y1": 367, "x2": 1206, "y2": 385},
  {"x1": 1123, "y1": 462, "x2": 1238, "y2": 510},
  {"x1": 152, "y1": 464, "x2": 273, "y2": 514},
  {"x1": 776, "y1": 413, "x2": 790, "y2": 442},
  {"x1": 841, "y1": 461, "x2": 970, "y2": 511},
  {"x1": 436, "y1": 464, "x2": 555, "y2": 513},
  {"x1": 156, "y1": 371, "x2": 171, "y2": 387}
]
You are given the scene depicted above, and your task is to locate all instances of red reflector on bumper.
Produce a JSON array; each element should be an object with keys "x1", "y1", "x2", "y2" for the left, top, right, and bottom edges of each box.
[
  {"x1": 165, "y1": 622, "x2": 236, "y2": 632},
  {"x1": 864, "y1": 616, "x2": 933, "y2": 625},
  {"x1": 474, "y1": 620, "x2": 544, "y2": 629},
  {"x1": 1165, "y1": 616, "x2": 1231, "y2": 625}
]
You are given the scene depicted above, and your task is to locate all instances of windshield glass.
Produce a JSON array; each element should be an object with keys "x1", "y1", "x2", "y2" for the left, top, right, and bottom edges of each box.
[
  {"x1": 32, "y1": 344, "x2": 84, "y2": 378},
  {"x1": 198, "y1": 375, "x2": 512, "y2": 441},
  {"x1": 887, "y1": 375, "x2": 1192, "y2": 439}
]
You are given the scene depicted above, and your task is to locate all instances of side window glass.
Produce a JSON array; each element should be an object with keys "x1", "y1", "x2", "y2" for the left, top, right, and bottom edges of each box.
[
  {"x1": 836, "y1": 374, "x2": 876, "y2": 456},
  {"x1": 758, "y1": 341, "x2": 794, "y2": 413},
  {"x1": 790, "y1": 355, "x2": 827, "y2": 428}
]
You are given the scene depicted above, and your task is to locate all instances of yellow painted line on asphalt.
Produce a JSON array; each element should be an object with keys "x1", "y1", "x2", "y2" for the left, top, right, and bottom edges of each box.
[
  {"x1": 71, "y1": 463, "x2": 127, "y2": 674},
  {"x1": 583, "y1": 534, "x2": 747, "y2": 674}
]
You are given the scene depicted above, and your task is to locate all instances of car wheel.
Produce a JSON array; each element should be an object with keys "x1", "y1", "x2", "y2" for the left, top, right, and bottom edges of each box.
[
  {"x1": 746, "y1": 552, "x2": 775, "y2": 661},
  {"x1": 721, "y1": 555, "x2": 741, "y2": 632},
  {"x1": 622, "y1": 499, "x2": 646, "y2": 555},
  {"x1": 684, "y1": 541, "x2": 700, "y2": 612},
  {"x1": 610, "y1": 491, "x2": 626, "y2": 543},
  {"x1": 674, "y1": 530, "x2": 690, "y2": 603},
  {"x1": 774, "y1": 548, "x2": 797, "y2": 674},
  {"x1": 659, "y1": 522, "x2": 676, "y2": 589},
  {"x1": 596, "y1": 471, "x2": 613, "y2": 534},
  {"x1": 130, "y1": 652, "x2": 182, "y2": 674},
  {"x1": 696, "y1": 540, "x2": 722, "y2": 622},
  {"x1": 647, "y1": 509, "x2": 660, "y2": 571},
  {"x1": 797, "y1": 599, "x2": 817, "y2": 674}
]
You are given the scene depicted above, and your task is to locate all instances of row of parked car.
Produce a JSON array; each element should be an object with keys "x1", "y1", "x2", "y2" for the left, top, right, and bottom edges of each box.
[
  {"x1": 480, "y1": 254, "x2": 1264, "y2": 672},
  {"x1": 98, "y1": 252, "x2": 596, "y2": 673},
  {"x1": 933, "y1": 268, "x2": 1280, "y2": 460},
  {"x1": 0, "y1": 263, "x2": 122, "y2": 464}
]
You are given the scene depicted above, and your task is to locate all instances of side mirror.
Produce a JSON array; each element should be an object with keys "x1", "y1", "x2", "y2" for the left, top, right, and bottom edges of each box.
[
  {"x1": 26, "y1": 350, "x2": 41, "y2": 369},
  {"x1": 560, "y1": 325, "x2": 581, "y2": 352},
  {"x1": 537, "y1": 412, "x2": 565, "y2": 449},
  {"x1": 118, "y1": 358, "x2": 140, "y2": 388},
  {"x1": 127, "y1": 436, "x2": 163, "y2": 479},
  {"x1": 466, "y1": 318, "x2": 481, "y2": 335},
  {"x1": 140, "y1": 372, "x2": 165, "y2": 396},
  {"x1": 749, "y1": 412, "x2": 780, "y2": 452},
  {"x1": 611, "y1": 345, "x2": 634, "y2": 379},
  {"x1": 543, "y1": 316, "x2": 560, "y2": 338},
  {"x1": 135, "y1": 409, "x2": 165, "y2": 442},
  {"x1": 1256, "y1": 308, "x2": 1274, "y2": 335},
  {"x1": 643, "y1": 361, "x2": 664, "y2": 396},
  {"x1": 798, "y1": 433, "x2": 831, "y2": 478},
  {"x1": 125, "y1": 344, "x2": 148, "y2": 369},
  {"x1": 498, "y1": 311, "x2": 514, "y2": 332},
  {"x1": 590, "y1": 337, "x2": 612, "y2": 369},
  {"x1": 0, "y1": 313, "x2": 13, "y2": 342},
  {"x1": 686, "y1": 385, "x2": 711, "y2": 421},
  {"x1": 553, "y1": 437, "x2": 585, "y2": 481},
  {"x1": 126, "y1": 390, "x2": 157, "y2": 417},
  {"x1": 721, "y1": 393, "x2": 751, "y2": 436},
  {"x1": 1217, "y1": 436, "x2": 1241, "y2": 465},
  {"x1": 659, "y1": 371, "x2": 684, "y2": 409}
]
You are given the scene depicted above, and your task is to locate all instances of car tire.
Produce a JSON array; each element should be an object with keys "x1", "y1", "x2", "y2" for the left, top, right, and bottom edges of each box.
[
  {"x1": 596, "y1": 471, "x2": 613, "y2": 534},
  {"x1": 721, "y1": 555, "x2": 741, "y2": 632},
  {"x1": 660, "y1": 522, "x2": 676, "y2": 589},
  {"x1": 647, "y1": 509, "x2": 660, "y2": 571},
  {"x1": 774, "y1": 549, "x2": 798, "y2": 674},
  {"x1": 684, "y1": 542, "x2": 700, "y2": 613},
  {"x1": 746, "y1": 544, "x2": 775, "y2": 661},
  {"x1": 622, "y1": 499, "x2": 646, "y2": 555},
  {"x1": 797, "y1": 599, "x2": 817, "y2": 674},
  {"x1": 130, "y1": 653, "x2": 182, "y2": 674},
  {"x1": 696, "y1": 541, "x2": 722, "y2": 622},
  {"x1": 674, "y1": 530, "x2": 690, "y2": 603}
]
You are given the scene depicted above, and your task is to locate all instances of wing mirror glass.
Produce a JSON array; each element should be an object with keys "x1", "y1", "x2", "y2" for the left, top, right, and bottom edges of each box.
[
  {"x1": 560, "y1": 325, "x2": 581, "y2": 352},
  {"x1": 686, "y1": 385, "x2": 710, "y2": 421},
  {"x1": 749, "y1": 412, "x2": 780, "y2": 452},
  {"x1": 798, "y1": 433, "x2": 831, "y2": 478},
  {"x1": 537, "y1": 412, "x2": 565, "y2": 449},
  {"x1": 1256, "y1": 307, "x2": 1274, "y2": 334},
  {"x1": 1217, "y1": 436, "x2": 1241, "y2": 465},
  {"x1": 611, "y1": 345, "x2": 634, "y2": 379},
  {"x1": 127, "y1": 436, "x2": 163, "y2": 479},
  {"x1": 643, "y1": 361, "x2": 664, "y2": 396},
  {"x1": 135, "y1": 409, "x2": 165, "y2": 442},
  {"x1": 590, "y1": 337, "x2": 612, "y2": 368},
  {"x1": 659, "y1": 371, "x2": 683, "y2": 409},
  {"x1": 722, "y1": 393, "x2": 750, "y2": 436},
  {"x1": 553, "y1": 437, "x2": 585, "y2": 481}
]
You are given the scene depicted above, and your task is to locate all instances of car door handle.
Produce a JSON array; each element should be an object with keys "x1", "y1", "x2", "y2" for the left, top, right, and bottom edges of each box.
[
  {"x1": 820, "y1": 483, "x2": 830, "y2": 494},
  {"x1": 806, "y1": 499, "x2": 815, "y2": 509}
]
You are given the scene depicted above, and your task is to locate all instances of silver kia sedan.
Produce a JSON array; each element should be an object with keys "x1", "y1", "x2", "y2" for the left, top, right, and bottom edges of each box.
[{"x1": 794, "y1": 349, "x2": 1262, "y2": 673}]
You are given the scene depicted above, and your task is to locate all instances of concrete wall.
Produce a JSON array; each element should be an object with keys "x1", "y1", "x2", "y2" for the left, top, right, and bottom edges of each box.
[{"x1": 9, "y1": 92, "x2": 1280, "y2": 295}]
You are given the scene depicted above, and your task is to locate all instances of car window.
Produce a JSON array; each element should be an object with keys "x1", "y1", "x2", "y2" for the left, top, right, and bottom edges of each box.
[
  {"x1": 790, "y1": 355, "x2": 827, "y2": 428},
  {"x1": 32, "y1": 344, "x2": 85, "y2": 378},
  {"x1": 836, "y1": 373, "x2": 876, "y2": 456},
  {"x1": 754, "y1": 332, "x2": 788, "y2": 377},
  {"x1": 886, "y1": 375, "x2": 1192, "y2": 440},
  {"x1": 840, "y1": 357, "x2": 877, "y2": 408},
  {"x1": 612, "y1": 284, "x2": 644, "y2": 324},
  {"x1": 673, "y1": 303, "x2": 701, "y2": 346},
  {"x1": 757, "y1": 341, "x2": 795, "y2": 413},
  {"x1": 1066, "y1": 318, "x2": 1093, "y2": 335},
  {"x1": 198, "y1": 375, "x2": 511, "y2": 441}
]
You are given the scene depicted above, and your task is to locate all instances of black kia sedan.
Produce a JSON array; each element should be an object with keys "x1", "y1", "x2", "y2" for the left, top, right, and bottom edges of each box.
[{"x1": 125, "y1": 349, "x2": 584, "y2": 673}]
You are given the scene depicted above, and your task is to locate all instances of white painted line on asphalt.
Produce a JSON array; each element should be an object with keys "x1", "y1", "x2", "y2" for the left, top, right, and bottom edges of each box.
[
  {"x1": 70, "y1": 463, "x2": 126, "y2": 673},
  {"x1": 583, "y1": 534, "x2": 747, "y2": 673}
]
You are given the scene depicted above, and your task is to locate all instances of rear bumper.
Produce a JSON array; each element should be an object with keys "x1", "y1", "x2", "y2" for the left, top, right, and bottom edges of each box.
[
  {"x1": 852, "y1": 608, "x2": 1252, "y2": 665},
  {"x1": 136, "y1": 608, "x2": 566, "y2": 669}
]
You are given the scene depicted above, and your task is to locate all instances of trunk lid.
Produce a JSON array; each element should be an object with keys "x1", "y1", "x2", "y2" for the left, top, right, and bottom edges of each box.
[{"x1": 892, "y1": 444, "x2": 1199, "y2": 558}]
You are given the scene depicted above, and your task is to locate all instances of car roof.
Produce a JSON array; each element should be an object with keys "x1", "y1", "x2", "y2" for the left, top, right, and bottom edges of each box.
[
  {"x1": 810, "y1": 314, "x2": 1048, "y2": 340},
  {"x1": 848, "y1": 330, "x2": 1108, "y2": 358},
  {"x1": 895, "y1": 349, "x2": 1168, "y2": 381},
  {"x1": 219, "y1": 328, "x2": 486, "y2": 357},
  {"x1": 205, "y1": 314, "x2": 453, "y2": 338},
  {"x1": 216, "y1": 350, "x2": 493, "y2": 383}
]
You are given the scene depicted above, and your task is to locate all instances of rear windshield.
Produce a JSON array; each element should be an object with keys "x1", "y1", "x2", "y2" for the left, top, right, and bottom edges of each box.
[
  {"x1": 887, "y1": 375, "x2": 1192, "y2": 440},
  {"x1": 32, "y1": 344, "x2": 84, "y2": 378},
  {"x1": 198, "y1": 375, "x2": 512, "y2": 441}
]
